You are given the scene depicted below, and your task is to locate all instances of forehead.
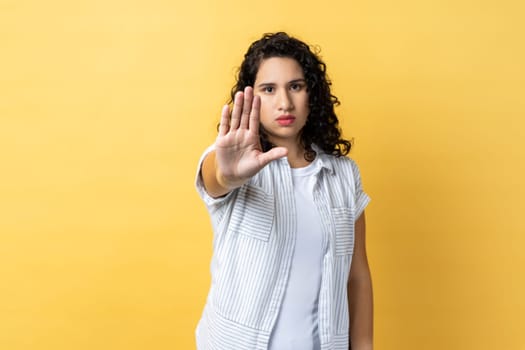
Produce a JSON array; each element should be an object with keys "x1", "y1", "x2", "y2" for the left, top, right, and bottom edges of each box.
[{"x1": 255, "y1": 57, "x2": 305, "y2": 82}]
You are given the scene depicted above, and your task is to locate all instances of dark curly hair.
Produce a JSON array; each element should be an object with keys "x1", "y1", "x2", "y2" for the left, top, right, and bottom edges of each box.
[{"x1": 229, "y1": 32, "x2": 351, "y2": 161}]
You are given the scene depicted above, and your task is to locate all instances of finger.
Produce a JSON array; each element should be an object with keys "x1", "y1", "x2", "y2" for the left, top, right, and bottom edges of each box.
[
  {"x1": 249, "y1": 94, "x2": 261, "y2": 134},
  {"x1": 239, "y1": 86, "x2": 253, "y2": 129},
  {"x1": 218, "y1": 104, "x2": 230, "y2": 136},
  {"x1": 258, "y1": 146, "x2": 288, "y2": 166},
  {"x1": 230, "y1": 91, "x2": 243, "y2": 130}
]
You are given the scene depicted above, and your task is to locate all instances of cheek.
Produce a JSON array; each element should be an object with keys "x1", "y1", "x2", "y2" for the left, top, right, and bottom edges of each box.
[
  {"x1": 299, "y1": 95, "x2": 310, "y2": 112},
  {"x1": 258, "y1": 99, "x2": 272, "y2": 119}
]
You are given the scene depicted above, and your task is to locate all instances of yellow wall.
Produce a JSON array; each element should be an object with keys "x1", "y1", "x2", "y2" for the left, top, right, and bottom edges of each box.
[{"x1": 1, "y1": 0, "x2": 524, "y2": 349}]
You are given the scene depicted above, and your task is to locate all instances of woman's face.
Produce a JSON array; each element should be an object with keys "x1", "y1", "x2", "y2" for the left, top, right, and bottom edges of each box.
[{"x1": 253, "y1": 57, "x2": 310, "y2": 147}]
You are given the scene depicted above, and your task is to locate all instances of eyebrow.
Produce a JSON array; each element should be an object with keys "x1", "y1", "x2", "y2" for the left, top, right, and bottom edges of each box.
[{"x1": 256, "y1": 78, "x2": 306, "y2": 88}]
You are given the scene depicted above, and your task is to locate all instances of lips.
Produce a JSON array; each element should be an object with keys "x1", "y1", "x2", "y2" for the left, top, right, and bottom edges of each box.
[{"x1": 276, "y1": 115, "x2": 296, "y2": 126}]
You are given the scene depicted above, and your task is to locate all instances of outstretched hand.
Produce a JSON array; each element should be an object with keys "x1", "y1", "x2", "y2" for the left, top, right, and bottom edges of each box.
[{"x1": 214, "y1": 86, "x2": 287, "y2": 190}]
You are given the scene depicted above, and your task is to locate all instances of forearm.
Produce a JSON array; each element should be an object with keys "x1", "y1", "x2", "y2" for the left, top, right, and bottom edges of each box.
[
  {"x1": 202, "y1": 151, "x2": 234, "y2": 198},
  {"x1": 348, "y1": 270, "x2": 373, "y2": 350}
]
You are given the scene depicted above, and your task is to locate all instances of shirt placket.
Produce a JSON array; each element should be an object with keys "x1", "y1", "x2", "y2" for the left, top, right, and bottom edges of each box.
[{"x1": 313, "y1": 170, "x2": 336, "y2": 349}]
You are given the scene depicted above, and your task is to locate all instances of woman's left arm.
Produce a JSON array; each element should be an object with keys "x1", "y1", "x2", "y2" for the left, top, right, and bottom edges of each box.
[{"x1": 347, "y1": 210, "x2": 373, "y2": 350}]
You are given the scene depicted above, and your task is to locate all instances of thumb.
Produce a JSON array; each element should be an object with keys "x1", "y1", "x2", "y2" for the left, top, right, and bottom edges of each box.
[{"x1": 258, "y1": 147, "x2": 288, "y2": 167}]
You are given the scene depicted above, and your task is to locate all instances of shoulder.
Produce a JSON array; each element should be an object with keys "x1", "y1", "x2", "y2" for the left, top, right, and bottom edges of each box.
[{"x1": 316, "y1": 152, "x2": 365, "y2": 192}]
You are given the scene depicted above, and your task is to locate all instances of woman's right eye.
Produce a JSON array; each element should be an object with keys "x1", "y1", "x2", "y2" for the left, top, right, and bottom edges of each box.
[{"x1": 263, "y1": 86, "x2": 274, "y2": 93}]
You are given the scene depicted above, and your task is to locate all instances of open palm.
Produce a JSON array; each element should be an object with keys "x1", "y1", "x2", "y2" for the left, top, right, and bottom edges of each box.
[{"x1": 215, "y1": 87, "x2": 287, "y2": 189}]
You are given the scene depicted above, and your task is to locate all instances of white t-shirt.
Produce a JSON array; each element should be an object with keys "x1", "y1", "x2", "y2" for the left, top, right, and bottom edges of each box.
[{"x1": 268, "y1": 157, "x2": 325, "y2": 350}]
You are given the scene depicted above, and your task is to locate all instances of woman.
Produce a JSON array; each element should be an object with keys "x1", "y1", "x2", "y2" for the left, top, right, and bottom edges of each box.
[{"x1": 195, "y1": 32, "x2": 373, "y2": 350}]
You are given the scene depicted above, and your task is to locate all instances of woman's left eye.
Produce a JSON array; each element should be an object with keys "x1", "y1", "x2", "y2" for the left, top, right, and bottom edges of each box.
[{"x1": 290, "y1": 84, "x2": 302, "y2": 91}]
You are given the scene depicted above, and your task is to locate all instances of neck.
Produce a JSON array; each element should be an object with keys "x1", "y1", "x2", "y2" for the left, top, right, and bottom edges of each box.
[
  {"x1": 271, "y1": 138, "x2": 311, "y2": 168},
  {"x1": 287, "y1": 152, "x2": 310, "y2": 168}
]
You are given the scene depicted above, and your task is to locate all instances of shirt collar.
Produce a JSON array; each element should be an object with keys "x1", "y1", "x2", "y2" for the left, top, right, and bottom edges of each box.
[
  {"x1": 311, "y1": 144, "x2": 335, "y2": 175},
  {"x1": 276, "y1": 144, "x2": 335, "y2": 175}
]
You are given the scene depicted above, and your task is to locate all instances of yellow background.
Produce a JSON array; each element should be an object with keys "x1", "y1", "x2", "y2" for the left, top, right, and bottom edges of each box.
[{"x1": 1, "y1": 0, "x2": 524, "y2": 349}]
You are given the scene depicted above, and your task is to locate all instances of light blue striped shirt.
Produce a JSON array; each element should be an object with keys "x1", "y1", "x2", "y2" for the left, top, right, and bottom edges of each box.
[{"x1": 195, "y1": 144, "x2": 370, "y2": 350}]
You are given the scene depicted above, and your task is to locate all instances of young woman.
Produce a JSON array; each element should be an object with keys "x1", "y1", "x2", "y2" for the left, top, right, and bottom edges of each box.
[{"x1": 195, "y1": 32, "x2": 373, "y2": 350}]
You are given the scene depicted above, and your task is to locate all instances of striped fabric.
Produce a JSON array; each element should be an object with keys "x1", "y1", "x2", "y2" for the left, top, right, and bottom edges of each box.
[{"x1": 195, "y1": 144, "x2": 370, "y2": 350}]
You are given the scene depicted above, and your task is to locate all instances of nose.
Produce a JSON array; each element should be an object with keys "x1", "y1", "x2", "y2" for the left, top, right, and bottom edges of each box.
[{"x1": 277, "y1": 89, "x2": 293, "y2": 111}]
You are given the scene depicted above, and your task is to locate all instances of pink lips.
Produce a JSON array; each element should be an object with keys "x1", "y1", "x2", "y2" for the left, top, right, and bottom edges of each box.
[{"x1": 276, "y1": 115, "x2": 295, "y2": 126}]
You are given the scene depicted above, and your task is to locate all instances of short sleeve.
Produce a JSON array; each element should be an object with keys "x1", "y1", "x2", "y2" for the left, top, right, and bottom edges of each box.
[
  {"x1": 349, "y1": 159, "x2": 371, "y2": 220},
  {"x1": 195, "y1": 144, "x2": 235, "y2": 209}
]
